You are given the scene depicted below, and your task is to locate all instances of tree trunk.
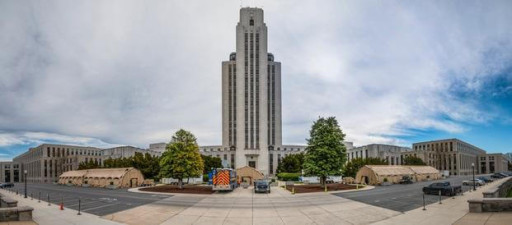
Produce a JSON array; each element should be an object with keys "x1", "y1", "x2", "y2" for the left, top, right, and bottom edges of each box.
[
  {"x1": 320, "y1": 176, "x2": 326, "y2": 188},
  {"x1": 178, "y1": 179, "x2": 183, "y2": 189}
]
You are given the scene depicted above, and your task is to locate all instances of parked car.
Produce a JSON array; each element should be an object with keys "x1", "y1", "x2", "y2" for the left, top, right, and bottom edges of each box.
[
  {"x1": 423, "y1": 182, "x2": 461, "y2": 196},
  {"x1": 491, "y1": 173, "x2": 507, "y2": 179},
  {"x1": 0, "y1": 182, "x2": 14, "y2": 188},
  {"x1": 477, "y1": 177, "x2": 493, "y2": 183},
  {"x1": 399, "y1": 176, "x2": 413, "y2": 184},
  {"x1": 254, "y1": 180, "x2": 271, "y2": 193},
  {"x1": 462, "y1": 179, "x2": 485, "y2": 186},
  {"x1": 498, "y1": 172, "x2": 510, "y2": 177}
]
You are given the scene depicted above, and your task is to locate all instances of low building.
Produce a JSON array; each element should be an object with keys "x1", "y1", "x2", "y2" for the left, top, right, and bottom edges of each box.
[
  {"x1": 479, "y1": 153, "x2": 510, "y2": 174},
  {"x1": 409, "y1": 139, "x2": 486, "y2": 176},
  {"x1": 236, "y1": 166, "x2": 264, "y2": 184},
  {"x1": 101, "y1": 146, "x2": 161, "y2": 159},
  {"x1": 355, "y1": 165, "x2": 440, "y2": 185},
  {"x1": 58, "y1": 167, "x2": 144, "y2": 188},
  {"x1": 347, "y1": 144, "x2": 412, "y2": 165}
]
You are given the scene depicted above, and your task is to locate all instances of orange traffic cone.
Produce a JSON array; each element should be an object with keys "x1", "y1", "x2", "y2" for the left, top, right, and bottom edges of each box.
[{"x1": 60, "y1": 202, "x2": 64, "y2": 210}]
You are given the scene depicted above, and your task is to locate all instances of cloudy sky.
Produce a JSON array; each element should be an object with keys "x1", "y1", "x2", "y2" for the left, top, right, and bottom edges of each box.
[{"x1": 1, "y1": 0, "x2": 511, "y2": 160}]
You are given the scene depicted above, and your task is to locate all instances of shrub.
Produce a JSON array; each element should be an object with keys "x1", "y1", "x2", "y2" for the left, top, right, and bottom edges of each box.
[
  {"x1": 277, "y1": 173, "x2": 301, "y2": 181},
  {"x1": 203, "y1": 174, "x2": 209, "y2": 182}
]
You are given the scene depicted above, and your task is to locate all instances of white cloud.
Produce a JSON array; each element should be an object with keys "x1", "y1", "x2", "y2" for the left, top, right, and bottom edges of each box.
[{"x1": 0, "y1": 0, "x2": 511, "y2": 151}]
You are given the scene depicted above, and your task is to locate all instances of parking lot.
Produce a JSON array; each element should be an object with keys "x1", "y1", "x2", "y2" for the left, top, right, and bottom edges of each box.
[
  {"x1": 6, "y1": 183, "x2": 172, "y2": 216},
  {"x1": 333, "y1": 175, "x2": 492, "y2": 212}
]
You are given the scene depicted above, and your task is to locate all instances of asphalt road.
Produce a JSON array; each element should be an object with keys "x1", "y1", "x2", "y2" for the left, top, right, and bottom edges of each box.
[
  {"x1": 6, "y1": 183, "x2": 172, "y2": 216},
  {"x1": 333, "y1": 175, "x2": 493, "y2": 212}
]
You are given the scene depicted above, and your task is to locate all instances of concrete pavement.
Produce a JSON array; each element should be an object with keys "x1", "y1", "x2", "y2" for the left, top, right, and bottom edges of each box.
[
  {"x1": 104, "y1": 186, "x2": 401, "y2": 225},
  {"x1": 372, "y1": 177, "x2": 512, "y2": 225},
  {"x1": 0, "y1": 189, "x2": 123, "y2": 225}
]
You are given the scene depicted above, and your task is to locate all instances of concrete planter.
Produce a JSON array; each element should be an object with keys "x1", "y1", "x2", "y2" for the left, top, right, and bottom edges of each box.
[
  {"x1": 381, "y1": 182, "x2": 392, "y2": 186},
  {"x1": 106, "y1": 185, "x2": 118, "y2": 190}
]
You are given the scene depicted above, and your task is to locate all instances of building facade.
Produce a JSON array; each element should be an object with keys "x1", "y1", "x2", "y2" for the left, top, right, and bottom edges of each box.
[
  {"x1": 218, "y1": 7, "x2": 279, "y2": 175},
  {"x1": 347, "y1": 144, "x2": 412, "y2": 165},
  {"x1": 408, "y1": 139, "x2": 486, "y2": 176},
  {"x1": 0, "y1": 161, "x2": 21, "y2": 183},
  {"x1": 102, "y1": 146, "x2": 161, "y2": 159},
  {"x1": 479, "y1": 153, "x2": 509, "y2": 174},
  {"x1": 13, "y1": 144, "x2": 103, "y2": 183}
]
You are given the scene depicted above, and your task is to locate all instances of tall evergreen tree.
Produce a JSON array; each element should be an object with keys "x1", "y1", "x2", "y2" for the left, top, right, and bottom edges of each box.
[
  {"x1": 303, "y1": 117, "x2": 347, "y2": 187},
  {"x1": 159, "y1": 129, "x2": 204, "y2": 189}
]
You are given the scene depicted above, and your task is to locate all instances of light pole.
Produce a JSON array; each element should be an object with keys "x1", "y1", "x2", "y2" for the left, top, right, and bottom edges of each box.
[
  {"x1": 471, "y1": 163, "x2": 476, "y2": 191},
  {"x1": 24, "y1": 170, "x2": 28, "y2": 198}
]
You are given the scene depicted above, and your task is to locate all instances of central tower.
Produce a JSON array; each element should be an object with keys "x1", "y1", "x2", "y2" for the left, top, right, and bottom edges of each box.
[{"x1": 222, "y1": 8, "x2": 282, "y2": 175}]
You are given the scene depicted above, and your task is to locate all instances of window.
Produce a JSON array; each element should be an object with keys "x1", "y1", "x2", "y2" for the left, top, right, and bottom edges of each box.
[{"x1": 249, "y1": 19, "x2": 254, "y2": 26}]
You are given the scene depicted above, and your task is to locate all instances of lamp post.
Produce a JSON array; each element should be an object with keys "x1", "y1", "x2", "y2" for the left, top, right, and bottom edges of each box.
[
  {"x1": 471, "y1": 163, "x2": 476, "y2": 191},
  {"x1": 24, "y1": 170, "x2": 28, "y2": 198}
]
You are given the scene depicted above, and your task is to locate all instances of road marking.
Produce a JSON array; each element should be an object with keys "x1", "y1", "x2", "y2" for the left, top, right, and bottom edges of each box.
[{"x1": 82, "y1": 203, "x2": 119, "y2": 212}]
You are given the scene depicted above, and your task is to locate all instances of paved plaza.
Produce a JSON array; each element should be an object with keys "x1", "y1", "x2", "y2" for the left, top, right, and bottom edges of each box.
[
  {"x1": 334, "y1": 175, "x2": 478, "y2": 212},
  {"x1": 9, "y1": 183, "x2": 170, "y2": 216},
  {"x1": 2, "y1": 176, "x2": 511, "y2": 225}
]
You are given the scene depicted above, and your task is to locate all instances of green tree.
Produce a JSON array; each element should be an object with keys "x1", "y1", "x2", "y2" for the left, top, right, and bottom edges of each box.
[
  {"x1": 342, "y1": 157, "x2": 387, "y2": 178},
  {"x1": 303, "y1": 117, "x2": 347, "y2": 187},
  {"x1": 201, "y1": 155, "x2": 223, "y2": 174},
  {"x1": 78, "y1": 159, "x2": 100, "y2": 170},
  {"x1": 159, "y1": 129, "x2": 204, "y2": 189},
  {"x1": 277, "y1": 153, "x2": 304, "y2": 173},
  {"x1": 403, "y1": 155, "x2": 426, "y2": 165}
]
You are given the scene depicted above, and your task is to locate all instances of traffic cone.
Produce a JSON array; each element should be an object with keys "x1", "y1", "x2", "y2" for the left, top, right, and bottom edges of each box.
[{"x1": 60, "y1": 202, "x2": 64, "y2": 210}]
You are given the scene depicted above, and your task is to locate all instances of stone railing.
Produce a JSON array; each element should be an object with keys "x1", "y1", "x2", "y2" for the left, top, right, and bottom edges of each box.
[
  {"x1": 0, "y1": 206, "x2": 34, "y2": 222},
  {"x1": 482, "y1": 177, "x2": 512, "y2": 198},
  {"x1": 468, "y1": 177, "x2": 512, "y2": 213},
  {"x1": 468, "y1": 198, "x2": 512, "y2": 213},
  {"x1": 0, "y1": 195, "x2": 17, "y2": 208}
]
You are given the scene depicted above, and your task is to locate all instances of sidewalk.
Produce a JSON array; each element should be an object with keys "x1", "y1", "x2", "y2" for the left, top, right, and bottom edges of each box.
[
  {"x1": 0, "y1": 189, "x2": 124, "y2": 225},
  {"x1": 372, "y1": 178, "x2": 511, "y2": 225}
]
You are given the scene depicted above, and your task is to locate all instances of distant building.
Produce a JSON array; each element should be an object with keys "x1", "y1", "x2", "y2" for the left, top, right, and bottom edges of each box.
[
  {"x1": 408, "y1": 139, "x2": 486, "y2": 175},
  {"x1": 0, "y1": 161, "x2": 21, "y2": 183},
  {"x1": 149, "y1": 143, "x2": 167, "y2": 153},
  {"x1": 102, "y1": 146, "x2": 160, "y2": 159},
  {"x1": 9, "y1": 143, "x2": 160, "y2": 183},
  {"x1": 347, "y1": 144, "x2": 412, "y2": 165},
  {"x1": 479, "y1": 153, "x2": 509, "y2": 174}
]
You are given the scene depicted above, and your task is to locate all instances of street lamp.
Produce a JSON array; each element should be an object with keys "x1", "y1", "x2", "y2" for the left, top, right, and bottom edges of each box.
[
  {"x1": 24, "y1": 170, "x2": 28, "y2": 198},
  {"x1": 471, "y1": 163, "x2": 476, "y2": 191}
]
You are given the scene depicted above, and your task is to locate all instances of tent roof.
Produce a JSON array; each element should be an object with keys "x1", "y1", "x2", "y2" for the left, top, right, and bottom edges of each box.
[
  {"x1": 408, "y1": 166, "x2": 439, "y2": 174},
  {"x1": 59, "y1": 167, "x2": 136, "y2": 179},
  {"x1": 365, "y1": 165, "x2": 414, "y2": 176}
]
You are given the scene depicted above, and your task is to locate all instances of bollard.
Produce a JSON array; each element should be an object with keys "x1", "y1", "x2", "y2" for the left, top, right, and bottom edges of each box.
[
  {"x1": 47, "y1": 194, "x2": 50, "y2": 206},
  {"x1": 422, "y1": 193, "x2": 426, "y2": 211},
  {"x1": 60, "y1": 196, "x2": 64, "y2": 210},
  {"x1": 356, "y1": 184, "x2": 359, "y2": 190},
  {"x1": 324, "y1": 185, "x2": 327, "y2": 192},
  {"x1": 438, "y1": 190, "x2": 442, "y2": 204},
  {"x1": 77, "y1": 198, "x2": 81, "y2": 215},
  {"x1": 292, "y1": 186, "x2": 295, "y2": 195},
  {"x1": 38, "y1": 192, "x2": 41, "y2": 203},
  {"x1": 16, "y1": 189, "x2": 19, "y2": 195},
  {"x1": 31, "y1": 193, "x2": 33, "y2": 200}
]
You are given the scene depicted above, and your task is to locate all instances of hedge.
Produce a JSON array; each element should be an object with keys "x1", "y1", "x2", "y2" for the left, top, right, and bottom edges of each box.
[{"x1": 277, "y1": 173, "x2": 301, "y2": 181}]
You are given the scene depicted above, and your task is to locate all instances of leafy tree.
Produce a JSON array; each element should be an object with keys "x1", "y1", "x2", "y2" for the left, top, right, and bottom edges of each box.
[
  {"x1": 403, "y1": 155, "x2": 426, "y2": 166},
  {"x1": 201, "y1": 155, "x2": 222, "y2": 174},
  {"x1": 159, "y1": 129, "x2": 204, "y2": 189},
  {"x1": 343, "y1": 157, "x2": 387, "y2": 178},
  {"x1": 102, "y1": 152, "x2": 161, "y2": 180},
  {"x1": 78, "y1": 159, "x2": 100, "y2": 170},
  {"x1": 303, "y1": 117, "x2": 347, "y2": 187},
  {"x1": 277, "y1": 153, "x2": 304, "y2": 173}
]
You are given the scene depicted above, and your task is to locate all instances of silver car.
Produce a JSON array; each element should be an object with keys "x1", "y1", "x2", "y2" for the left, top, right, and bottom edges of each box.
[{"x1": 462, "y1": 179, "x2": 485, "y2": 186}]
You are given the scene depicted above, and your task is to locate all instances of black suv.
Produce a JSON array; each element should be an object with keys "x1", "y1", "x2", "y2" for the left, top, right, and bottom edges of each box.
[{"x1": 254, "y1": 180, "x2": 271, "y2": 193}]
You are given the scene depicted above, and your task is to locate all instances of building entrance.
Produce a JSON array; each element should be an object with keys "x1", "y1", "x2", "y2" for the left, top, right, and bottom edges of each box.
[{"x1": 248, "y1": 161, "x2": 256, "y2": 168}]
